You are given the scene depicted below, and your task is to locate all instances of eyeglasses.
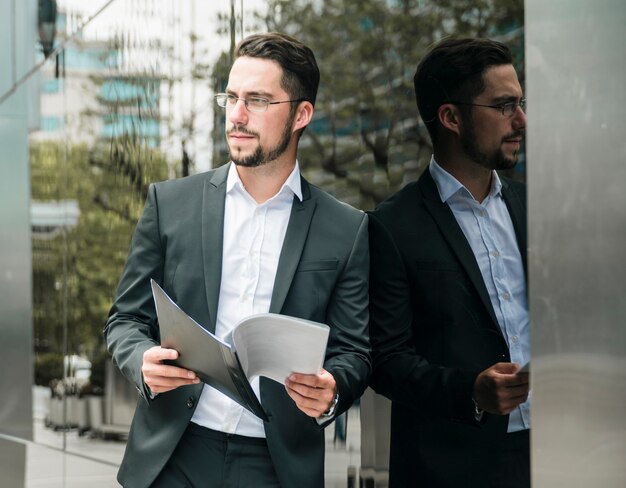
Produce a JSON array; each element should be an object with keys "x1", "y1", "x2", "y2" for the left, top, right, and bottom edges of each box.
[
  {"x1": 215, "y1": 93, "x2": 304, "y2": 113},
  {"x1": 448, "y1": 98, "x2": 526, "y2": 117}
]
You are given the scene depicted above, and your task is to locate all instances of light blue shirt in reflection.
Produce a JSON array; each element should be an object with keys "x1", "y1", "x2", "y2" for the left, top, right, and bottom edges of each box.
[{"x1": 429, "y1": 157, "x2": 530, "y2": 433}]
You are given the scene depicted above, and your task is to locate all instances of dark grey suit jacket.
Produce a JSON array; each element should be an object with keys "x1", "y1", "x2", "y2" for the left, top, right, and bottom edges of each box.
[
  {"x1": 368, "y1": 169, "x2": 527, "y2": 487},
  {"x1": 104, "y1": 163, "x2": 371, "y2": 488}
]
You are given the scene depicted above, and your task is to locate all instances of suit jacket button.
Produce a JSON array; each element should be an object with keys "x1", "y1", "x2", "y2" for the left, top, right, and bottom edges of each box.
[{"x1": 187, "y1": 397, "x2": 195, "y2": 409}]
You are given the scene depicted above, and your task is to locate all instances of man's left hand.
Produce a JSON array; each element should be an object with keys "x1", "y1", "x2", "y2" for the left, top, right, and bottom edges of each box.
[{"x1": 285, "y1": 368, "x2": 336, "y2": 418}]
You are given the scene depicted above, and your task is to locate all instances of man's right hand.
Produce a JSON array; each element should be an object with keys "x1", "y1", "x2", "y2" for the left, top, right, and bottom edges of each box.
[
  {"x1": 142, "y1": 346, "x2": 200, "y2": 394},
  {"x1": 473, "y1": 362, "x2": 529, "y2": 415}
]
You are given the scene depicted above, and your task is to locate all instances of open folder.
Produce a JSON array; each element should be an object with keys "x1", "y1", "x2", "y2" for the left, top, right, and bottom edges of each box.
[{"x1": 150, "y1": 279, "x2": 330, "y2": 421}]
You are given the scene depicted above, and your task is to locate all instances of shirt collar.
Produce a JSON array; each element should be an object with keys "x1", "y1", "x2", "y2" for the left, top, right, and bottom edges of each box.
[
  {"x1": 429, "y1": 156, "x2": 502, "y2": 203},
  {"x1": 226, "y1": 160, "x2": 303, "y2": 202}
]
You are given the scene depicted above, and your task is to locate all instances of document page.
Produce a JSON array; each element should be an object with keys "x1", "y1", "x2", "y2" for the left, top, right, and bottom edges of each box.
[{"x1": 230, "y1": 314, "x2": 330, "y2": 385}]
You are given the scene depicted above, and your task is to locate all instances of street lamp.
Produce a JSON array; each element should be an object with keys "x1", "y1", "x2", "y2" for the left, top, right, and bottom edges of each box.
[{"x1": 37, "y1": 0, "x2": 57, "y2": 59}]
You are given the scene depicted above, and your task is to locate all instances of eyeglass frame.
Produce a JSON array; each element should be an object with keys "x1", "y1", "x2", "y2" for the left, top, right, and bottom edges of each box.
[
  {"x1": 446, "y1": 98, "x2": 526, "y2": 117},
  {"x1": 214, "y1": 93, "x2": 305, "y2": 113}
]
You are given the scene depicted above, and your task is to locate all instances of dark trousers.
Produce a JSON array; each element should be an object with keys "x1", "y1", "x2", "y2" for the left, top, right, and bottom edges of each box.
[
  {"x1": 489, "y1": 429, "x2": 531, "y2": 488},
  {"x1": 151, "y1": 422, "x2": 281, "y2": 488}
]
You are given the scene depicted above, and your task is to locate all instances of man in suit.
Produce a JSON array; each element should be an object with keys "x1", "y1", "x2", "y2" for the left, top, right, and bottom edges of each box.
[
  {"x1": 368, "y1": 38, "x2": 530, "y2": 487},
  {"x1": 104, "y1": 32, "x2": 370, "y2": 488}
]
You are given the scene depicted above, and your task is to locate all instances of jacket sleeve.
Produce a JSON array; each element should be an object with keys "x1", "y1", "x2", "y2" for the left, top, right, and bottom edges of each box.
[
  {"x1": 103, "y1": 183, "x2": 164, "y2": 402},
  {"x1": 322, "y1": 212, "x2": 371, "y2": 420}
]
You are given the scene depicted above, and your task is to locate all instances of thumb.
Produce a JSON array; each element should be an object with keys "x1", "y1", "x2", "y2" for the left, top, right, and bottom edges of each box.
[{"x1": 492, "y1": 362, "x2": 521, "y2": 374}]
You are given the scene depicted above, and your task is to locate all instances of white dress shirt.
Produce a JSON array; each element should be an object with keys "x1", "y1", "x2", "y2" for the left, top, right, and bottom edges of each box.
[
  {"x1": 190, "y1": 161, "x2": 302, "y2": 438},
  {"x1": 430, "y1": 157, "x2": 530, "y2": 432}
]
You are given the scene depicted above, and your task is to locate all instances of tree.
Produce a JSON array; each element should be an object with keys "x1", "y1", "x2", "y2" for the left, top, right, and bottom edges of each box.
[{"x1": 31, "y1": 140, "x2": 168, "y2": 383}]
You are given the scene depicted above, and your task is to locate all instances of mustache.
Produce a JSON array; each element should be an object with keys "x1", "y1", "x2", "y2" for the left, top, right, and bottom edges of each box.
[
  {"x1": 503, "y1": 129, "x2": 525, "y2": 141},
  {"x1": 227, "y1": 125, "x2": 258, "y2": 137}
]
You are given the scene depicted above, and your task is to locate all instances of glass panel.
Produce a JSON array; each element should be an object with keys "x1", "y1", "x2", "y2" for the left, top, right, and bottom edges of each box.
[{"x1": 30, "y1": 0, "x2": 238, "y2": 465}]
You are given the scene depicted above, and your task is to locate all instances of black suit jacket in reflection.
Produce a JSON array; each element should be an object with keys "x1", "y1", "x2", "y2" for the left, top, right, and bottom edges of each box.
[
  {"x1": 368, "y1": 169, "x2": 527, "y2": 488},
  {"x1": 104, "y1": 163, "x2": 371, "y2": 488}
]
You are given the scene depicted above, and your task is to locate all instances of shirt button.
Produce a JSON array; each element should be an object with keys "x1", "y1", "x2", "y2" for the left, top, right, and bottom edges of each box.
[
  {"x1": 502, "y1": 292, "x2": 511, "y2": 301},
  {"x1": 512, "y1": 335, "x2": 519, "y2": 343},
  {"x1": 491, "y1": 250, "x2": 500, "y2": 258}
]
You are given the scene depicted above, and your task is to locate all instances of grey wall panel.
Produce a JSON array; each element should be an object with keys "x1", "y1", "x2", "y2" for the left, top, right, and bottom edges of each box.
[
  {"x1": 0, "y1": 0, "x2": 35, "y2": 442},
  {"x1": 526, "y1": 1, "x2": 626, "y2": 486}
]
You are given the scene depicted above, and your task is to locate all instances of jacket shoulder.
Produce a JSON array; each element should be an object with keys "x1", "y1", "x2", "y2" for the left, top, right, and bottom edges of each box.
[
  {"x1": 500, "y1": 175, "x2": 526, "y2": 192},
  {"x1": 149, "y1": 169, "x2": 222, "y2": 206},
  {"x1": 152, "y1": 170, "x2": 213, "y2": 192},
  {"x1": 371, "y1": 180, "x2": 421, "y2": 220},
  {"x1": 500, "y1": 175, "x2": 526, "y2": 204},
  {"x1": 308, "y1": 182, "x2": 365, "y2": 222}
]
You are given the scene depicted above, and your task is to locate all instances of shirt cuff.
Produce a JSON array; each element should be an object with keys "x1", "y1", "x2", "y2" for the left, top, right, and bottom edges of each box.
[{"x1": 472, "y1": 397, "x2": 484, "y2": 422}]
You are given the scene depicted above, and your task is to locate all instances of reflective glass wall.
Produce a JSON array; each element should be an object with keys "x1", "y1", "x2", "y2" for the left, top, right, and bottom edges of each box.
[{"x1": 1, "y1": 1, "x2": 524, "y2": 486}]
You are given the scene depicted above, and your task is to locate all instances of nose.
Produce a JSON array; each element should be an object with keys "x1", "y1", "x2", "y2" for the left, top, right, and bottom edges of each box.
[
  {"x1": 227, "y1": 98, "x2": 248, "y2": 126},
  {"x1": 512, "y1": 104, "x2": 526, "y2": 129}
]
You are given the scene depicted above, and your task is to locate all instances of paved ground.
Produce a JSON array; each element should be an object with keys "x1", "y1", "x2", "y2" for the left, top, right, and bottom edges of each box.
[{"x1": 24, "y1": 405, "x2": 362, "y2": 487}]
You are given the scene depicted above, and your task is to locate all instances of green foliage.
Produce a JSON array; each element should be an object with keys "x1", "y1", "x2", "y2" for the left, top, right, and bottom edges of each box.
[
  {"x1": 30, "y1": 139, "x2": 168, "y2": 381},
  {"x1": 34, "y1": 352, "x2": 64, "y2": 386}
]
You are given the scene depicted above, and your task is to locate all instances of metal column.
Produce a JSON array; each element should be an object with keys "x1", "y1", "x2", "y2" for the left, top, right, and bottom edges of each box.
[
  {"x1": 0, "y1": 0, "x2": 38, "y2": 485},
  {"x1": 526, "y1": 1, "x2": 626, "y2": 486}
]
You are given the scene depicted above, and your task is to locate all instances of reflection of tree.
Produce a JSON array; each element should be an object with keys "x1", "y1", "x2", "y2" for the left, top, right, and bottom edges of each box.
[
  {"x1": 32, "y1": 13, "x2": 213, "y2": 384},
  {"x1": 31, "y1": 141, "x2": 168, "y2": 383},
  {"x1": 212, "y1": 0, "x2": 524, "y2": 209}
]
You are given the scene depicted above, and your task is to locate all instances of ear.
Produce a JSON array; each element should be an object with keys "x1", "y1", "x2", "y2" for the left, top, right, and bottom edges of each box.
[
  {"x1": 437, "y1": 103, "x2": 462, "y2": 136},
  {"x1": 292, "y1": 101, "x2": 314, "y2": 133}
]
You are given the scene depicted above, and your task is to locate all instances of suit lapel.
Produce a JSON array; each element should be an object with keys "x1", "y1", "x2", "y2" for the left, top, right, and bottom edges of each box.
[
  {"x1": 201, "y1": 164, "x2": 229, "y2": 333},
  {"x1": 419, "y1": 170, "x2": 500, "y2": 329},
  {"x1": 501, "y1": 179, "x2": 528, "y2": 280},
  {"x1": 269, "y1": 177, "x2": 316, "y2": 314}
]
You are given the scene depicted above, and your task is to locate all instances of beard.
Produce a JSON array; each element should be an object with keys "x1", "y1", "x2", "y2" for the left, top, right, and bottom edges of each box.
[
  {"x1": 461, "y1": 120, "x2": 524, "y2": 171},
  {"x1": 229, "y1": 112, "x2": 296, "y2": 168}
]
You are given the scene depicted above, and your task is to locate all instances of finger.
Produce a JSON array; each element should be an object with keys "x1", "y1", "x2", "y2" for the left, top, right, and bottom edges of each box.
[
  {"x1": 285, "y1": 385, "x2": 327, "y2": 417},
  {"x1": 485, "y1": 371, "x2": 529, "y2": 391},
  {"x1": 491, "y1": 362, "x2": 522, "y2": 375},
  {"x1": 487, "y1": 386, "x2": 530, "y2": 413},
  {"x1": 287, "y1": 373, "x2": 324, "y2": 388},
  {"x1": 147, "y1": 379, "x2": 198, "y2": 394},
  {"x1": 147, "y1": 363, "x2": 198, "y2": 379},
  {"x1": 285, "y1": 379, "x2": 325, "y2": 401},
  {"x1": 142, "y1": 348, "x2": 199, "y2": 394},
  {"x1": 144, "y1": 346, "x2": 179, "y2": 363},
  {"x1": 496, "y1": 393, "x2": 529, "y2": 414},
  {"x1": 144, "y1": 371, "x2": 200, "y2": 393},
  {"x1": 288, "y1": 369, "x2": 335, "y2": 390},
  {"x1": 492, "y1": 382, "x2": 529, "y2": 402},
  {"x1": 498, "y1": 375, "x2": 529, "y2": 389}
]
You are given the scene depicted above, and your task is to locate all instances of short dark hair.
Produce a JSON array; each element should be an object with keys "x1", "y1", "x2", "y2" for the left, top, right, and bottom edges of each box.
[
  {"x1": 235, "y1": 32, "x2": 320, "y2": 107},
  {"x1": 413, "y1": 37, "x2": 513, "y2": 144}
]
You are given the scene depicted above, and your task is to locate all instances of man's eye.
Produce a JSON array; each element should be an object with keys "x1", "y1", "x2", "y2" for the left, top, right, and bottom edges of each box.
[
  {"x1": 248, "y1": 98, "x2": 268, "y2": 106},
  {"x1": 225, "y1": 95, "x2": 238, "y2": 104}
]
